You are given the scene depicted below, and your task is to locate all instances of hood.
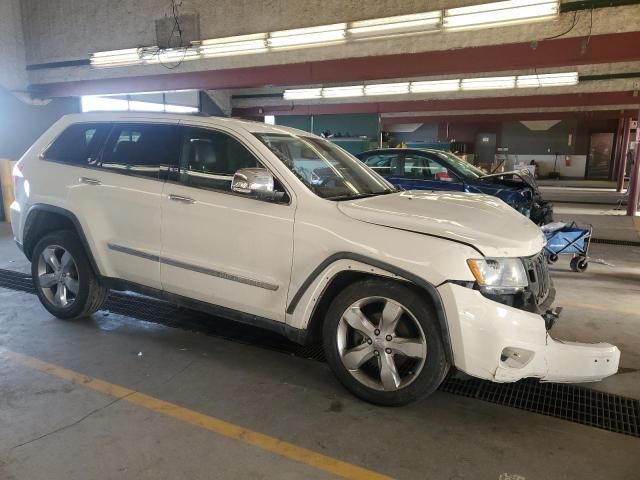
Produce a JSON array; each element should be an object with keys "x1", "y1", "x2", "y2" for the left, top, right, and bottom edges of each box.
[{"x1": 337, "y1": 191, "x2": 545, "y2": 257}]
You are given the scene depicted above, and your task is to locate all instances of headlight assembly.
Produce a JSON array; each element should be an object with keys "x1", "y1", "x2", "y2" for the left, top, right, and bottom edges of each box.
[{"x1": 466, "y1": 258, "x2": 528, "y2": 294}]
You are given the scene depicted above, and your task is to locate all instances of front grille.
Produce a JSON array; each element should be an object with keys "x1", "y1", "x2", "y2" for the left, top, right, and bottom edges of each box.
[{"x1": 524, "y1": 253, "x2": 551, "y2": 305}]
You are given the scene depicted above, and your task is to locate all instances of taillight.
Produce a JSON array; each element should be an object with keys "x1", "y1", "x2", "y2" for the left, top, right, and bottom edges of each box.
[{"x1": 12, "y1": 160, "x2": 24, "y2": 190}]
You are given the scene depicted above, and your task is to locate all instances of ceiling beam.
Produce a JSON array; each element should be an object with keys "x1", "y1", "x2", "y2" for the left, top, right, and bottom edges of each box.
[
  {"x1": 381, "y1": 110, "x2": 638, "y2": 126},
  {"x1": 30, "y1": 31, "x2": 640, "y2": 98},
  {"x1": 232, "y1": 91, "x2": 640, "y2": 116}
]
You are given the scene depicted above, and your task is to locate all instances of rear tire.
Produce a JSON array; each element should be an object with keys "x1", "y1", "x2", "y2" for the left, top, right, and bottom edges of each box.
[
  {"x1": 570, "y1": 256, "x2": 588, "y2": 273},
  {"x1": 322, "y1": 278, "x2": 449, "y2": 406},
  {"x1": 31, "y1": 230, "x2": 108, "y2": 319}
]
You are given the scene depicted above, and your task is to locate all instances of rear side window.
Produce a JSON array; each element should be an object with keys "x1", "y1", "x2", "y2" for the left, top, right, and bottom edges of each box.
[
  {"x1": 43, "y1": 123, "x2": 110, "y2": 166},
  {"x1": 180, "y1": 127, "x2": 260, "y2": 191},
  {"x1": 100, "y1": 123, "x2": 180, "y2": 180}
]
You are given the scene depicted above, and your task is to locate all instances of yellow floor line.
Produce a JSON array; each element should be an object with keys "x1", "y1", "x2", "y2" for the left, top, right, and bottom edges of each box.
[
  {"x1": 1, "y1": 347, "x2": 392, "y2": 480},
  {"x1": 561, "y1": 302, "x2": 639, "y2": 317}
]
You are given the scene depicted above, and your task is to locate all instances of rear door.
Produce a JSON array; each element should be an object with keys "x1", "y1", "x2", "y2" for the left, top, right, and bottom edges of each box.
[
  {"x1": 159, "y1": 125, "x2": 295, "y2": 322},
  {"x1": 66, "y1": 122, "x2": 179, "y2": 289}
]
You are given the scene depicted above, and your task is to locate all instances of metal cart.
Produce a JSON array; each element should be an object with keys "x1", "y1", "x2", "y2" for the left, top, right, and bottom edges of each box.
[{"x1": 542, "y1": 222, "x2": 593, "y2": 272}]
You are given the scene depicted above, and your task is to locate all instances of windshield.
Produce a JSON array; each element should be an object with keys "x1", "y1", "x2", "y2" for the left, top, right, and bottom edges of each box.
[
  {"x1": 254, "y1": 133, "x2": 396, "y2": 199},
  {"x1": 431, "y1": 151, "x2": 486, "y2": 180}
]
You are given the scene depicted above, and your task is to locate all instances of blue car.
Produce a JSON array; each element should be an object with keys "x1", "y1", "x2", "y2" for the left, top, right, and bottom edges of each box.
[{"x1": 356, "y1": 148, "x2": 553, "y2": 225}]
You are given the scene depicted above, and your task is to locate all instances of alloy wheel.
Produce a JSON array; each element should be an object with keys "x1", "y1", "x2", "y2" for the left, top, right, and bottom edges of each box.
[
  {"x1": 336, "y1": 296, "x2": 427, "y2": 391},
  {"x1": 37, "y1": 245, "x2": 80, "y2": 308}
]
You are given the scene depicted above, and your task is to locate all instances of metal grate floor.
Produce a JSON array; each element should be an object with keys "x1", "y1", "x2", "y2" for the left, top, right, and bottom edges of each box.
[
  {"x1": 591, "y1": 238, "x2": 640, "y2": 247},
  {"x1": 1, "y1": 267, "x2": 638, "y2": 438}
]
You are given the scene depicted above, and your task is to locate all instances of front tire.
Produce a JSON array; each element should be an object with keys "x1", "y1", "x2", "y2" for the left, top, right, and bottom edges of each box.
[
  {"x1": 31, "y1": 230, "x2": 108, "y2": 319},
  {"x1": 322, "y1": 278, "x2": 449, "y2": 406}
]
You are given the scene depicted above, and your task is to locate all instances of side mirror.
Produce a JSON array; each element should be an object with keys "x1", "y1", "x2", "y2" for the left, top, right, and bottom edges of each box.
[{"x1": 231, "y1": 168, "x2": 278, "y2": 200}]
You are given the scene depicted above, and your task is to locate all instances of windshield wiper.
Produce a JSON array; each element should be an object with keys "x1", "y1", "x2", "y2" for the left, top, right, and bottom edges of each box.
[{"x1": 326, "y1": 191, "x2": 394, "y2": 201}]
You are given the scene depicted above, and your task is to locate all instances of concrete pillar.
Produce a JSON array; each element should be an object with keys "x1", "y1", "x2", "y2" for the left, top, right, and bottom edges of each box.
[
  {"x1": 617, "y1": 117, "x2": 631, "y2": 193},
  {"x1": 612, "y1": 118, "x2": 624, "y2": 180},
  {"x1": 626, "y1": 114, "x2": 640, "y2": 216},
  {"x1": 0, "y1": 159, "x2": 14, "y2": 222}
]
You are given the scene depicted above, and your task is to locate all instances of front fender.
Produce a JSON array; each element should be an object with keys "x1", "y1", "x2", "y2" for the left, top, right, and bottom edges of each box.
[{"x1": 284, "y1": 253, "x2": 454, "y2": 361}]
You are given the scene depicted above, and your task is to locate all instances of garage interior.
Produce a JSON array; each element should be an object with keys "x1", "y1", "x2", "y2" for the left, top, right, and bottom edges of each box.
[{"x1": 1, "y1": 0, "x2": 640, "y2": 479}]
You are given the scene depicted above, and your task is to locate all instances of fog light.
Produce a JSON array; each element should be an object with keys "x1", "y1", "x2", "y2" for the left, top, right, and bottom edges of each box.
[{"x1": 500, "y1": 347, "x2": 535, "y2": 369}]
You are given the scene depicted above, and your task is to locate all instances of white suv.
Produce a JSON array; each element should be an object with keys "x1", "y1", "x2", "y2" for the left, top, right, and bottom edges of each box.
[{"x1": 10, "y1": 113, "x2": 619, "y2": 405}]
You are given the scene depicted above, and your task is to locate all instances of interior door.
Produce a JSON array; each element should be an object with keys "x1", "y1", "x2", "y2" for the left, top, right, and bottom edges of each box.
[
  {"x1": 160, "y1": 125, "x2": 294, "y2": 322},
  {"x1": 474, "y1": 133, "x2": 497, "y2": 166},
  {"x1": 586, "y1": 133, "x2": 614, "y2": 179}
]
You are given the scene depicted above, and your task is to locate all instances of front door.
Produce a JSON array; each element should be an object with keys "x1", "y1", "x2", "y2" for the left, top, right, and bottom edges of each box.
[{"x1": 160, "y1": 125, "x2": 295, "y2": 322}]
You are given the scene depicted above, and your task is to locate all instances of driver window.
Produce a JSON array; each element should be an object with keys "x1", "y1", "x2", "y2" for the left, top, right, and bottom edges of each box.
[
  {"x1": 180, "y1": 127, "x2": 260, "y2": 191},
  {"x1": 404, "y1": 154, "x2": 459, "y2": 182},
  {"x1": 363, "y1": 154, "x2": 400, "y2": 176}
]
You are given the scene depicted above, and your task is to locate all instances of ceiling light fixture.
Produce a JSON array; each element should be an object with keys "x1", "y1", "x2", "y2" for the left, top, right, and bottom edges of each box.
[
  {"x1": 364, "y1": 82, "x2": 410, "y2": 96},
  {"x1": 516, "y1": 71, "x2": 579, "y2": 87},
  {"x1": 283, "y1": 70, "x2": 577, "y2": 100},
  {"x1": 90, "y1": 1, "x2": 559, "y2": 67},
  {"x1": 283, "y1": 88, "x2": 322, "y2": 100},
  {"x1": 461, "y1": 76, "x2": 517, "y2": 90},
  {"x1": 199, "y1": 33, "x2": 268, "y2": 57},
  {"x1": 444, "y1": 0, "x2": 558, "y2": 31},
  {"x1": 347, "y1": 11, "x2": 441, "y2": 38},
  {"x1": 410, "y1": 79, "x2": 461, "y2": 93},
  {"x1": 322, "y1": 85, "x2": 365, "y2": 98},
  {"x1": 267, "y1": 24, "x2": 346, "y2": 48}
]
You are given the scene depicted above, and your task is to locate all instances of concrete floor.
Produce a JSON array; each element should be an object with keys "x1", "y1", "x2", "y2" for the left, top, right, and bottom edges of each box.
[{"x1": 1, "y1": 220, "x2": 639, "y2": 479}]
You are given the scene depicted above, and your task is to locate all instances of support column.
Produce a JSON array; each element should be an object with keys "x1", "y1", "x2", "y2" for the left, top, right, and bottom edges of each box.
[
  {"x1": 617, "y1": 117, "x2": 631, "y2": 193},
  {"x1": 612, "y1": 118, "x2": 624, "y2": 180},
  {"x1": 626, "y1": 114, "x2": 640, "y2": 216}
]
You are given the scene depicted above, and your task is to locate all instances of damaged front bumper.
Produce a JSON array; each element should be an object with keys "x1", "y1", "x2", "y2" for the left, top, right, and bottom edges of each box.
[{"x1": 439, "y1": 283, "x2": 620, "y2": 383}]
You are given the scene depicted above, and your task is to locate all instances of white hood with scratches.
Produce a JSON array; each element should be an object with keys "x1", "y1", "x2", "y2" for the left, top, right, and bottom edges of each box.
[{"x1": 337, "y1": 191, "x2": 545, "y2": 258}]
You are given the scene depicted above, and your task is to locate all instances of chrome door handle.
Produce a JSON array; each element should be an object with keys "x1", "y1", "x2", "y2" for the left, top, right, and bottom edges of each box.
[
  {"x1": 168, "y1": 194, "x2": 195, "y2": 204},
  {"x1": 79, "y1": 176, "x2": 101, "y2": 185}
]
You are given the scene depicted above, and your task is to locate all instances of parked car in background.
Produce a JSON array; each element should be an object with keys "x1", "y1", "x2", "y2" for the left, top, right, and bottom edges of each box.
[
  {"x1": 356, "y1": 148, "x2": 554, "y2": 225},
  {"x1": 11, "y1": 113, "x2": 616, "y2": 406}
]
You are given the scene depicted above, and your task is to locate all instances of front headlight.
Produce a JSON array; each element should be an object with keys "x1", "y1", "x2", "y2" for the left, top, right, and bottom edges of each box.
[{"x1": 467, "y1": 258, "x2": 528, "y2": 293}]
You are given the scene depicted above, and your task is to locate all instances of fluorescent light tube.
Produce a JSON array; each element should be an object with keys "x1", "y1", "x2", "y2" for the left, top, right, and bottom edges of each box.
[
  {"x1": 516, "y1": 72, "x2": 578, "y2": 87},
  {"x1": 90, "y1": 48, "x2": 143, "y2": 66},
  {"x1": 348, "y1": 11, "x2": 441, "y2": 37},
  {"x1": 364, "y1": 82, "x2": 410, "y2": 96},
  {"x1": 410, "y1": 79, "x2": 461, "y2": 93},
  {"x1": 445, "y1": 0, "x2": 558, "y2": 30},
  {"x1": 322, "y1": 85, "x2": 364, "y2": 98},
  {"x1": 268, "y1": 24, "x2": 346, "y2": 48},
  {"x1": 200, "y1": 33, "x2": 267, "y2": 57},
  {"x1": 461, "y1": 76, "x2": 516, "y2": 90},
  {"x1": 284, "y1": 88, "x2": 323, "y2": 100}
]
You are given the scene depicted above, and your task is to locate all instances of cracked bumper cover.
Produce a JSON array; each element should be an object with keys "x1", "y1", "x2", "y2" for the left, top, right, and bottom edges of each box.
[{"x1": 438, "y1": 283, "x2": 620, "y2": 383}]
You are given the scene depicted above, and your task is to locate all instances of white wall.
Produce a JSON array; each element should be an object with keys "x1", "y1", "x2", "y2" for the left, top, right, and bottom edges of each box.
[{"x1": 512, "y1": 154, "x2": 587, "y2": 178}]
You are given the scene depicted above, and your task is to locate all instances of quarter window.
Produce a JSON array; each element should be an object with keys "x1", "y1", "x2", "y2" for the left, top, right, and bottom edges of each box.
[
  {"x1": 43, "y1": 123, "x2": 110, "y2": 166},
  {"x1": 180, "y1": 127, "x2": 260, "y2": 191},
  {"x1": 100, "y1": 123, "x2": 180, "y2": 180}
]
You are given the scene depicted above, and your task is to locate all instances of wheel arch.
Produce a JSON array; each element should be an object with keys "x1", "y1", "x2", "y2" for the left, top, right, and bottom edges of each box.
[
  {"x1": 287, "y1": 253, "x2": 454, "y2": 362},
  {"x1": 23, "y1": 204, "x2": 100, "y2": 276}
]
